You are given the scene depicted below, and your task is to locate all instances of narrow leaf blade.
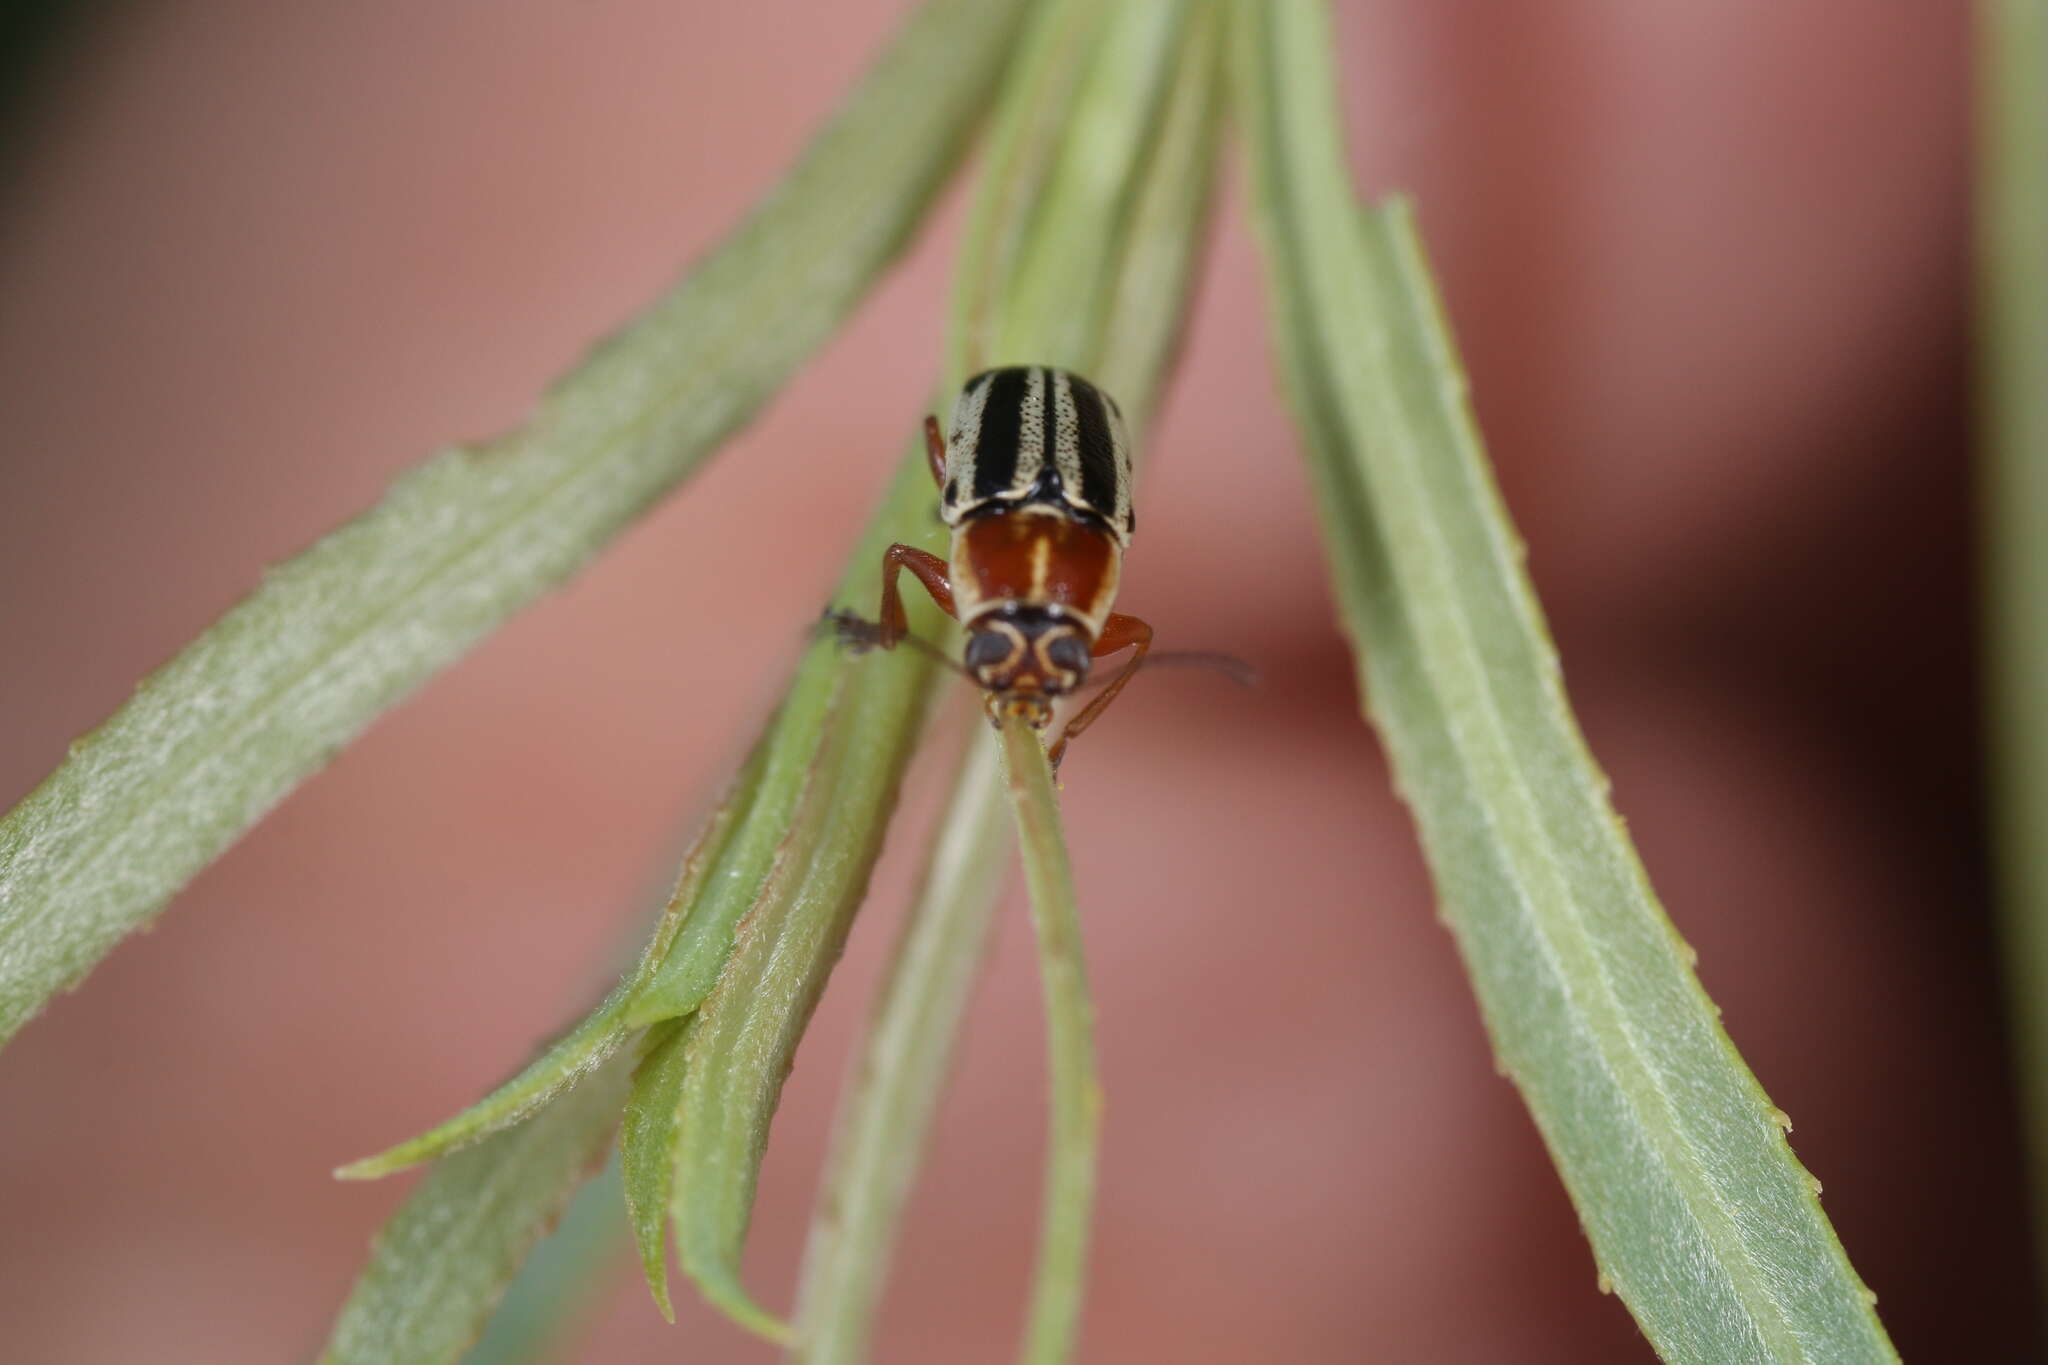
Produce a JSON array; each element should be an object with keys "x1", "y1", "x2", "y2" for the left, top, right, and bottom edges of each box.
[
  {"x1": 1235, "y1": 2, "x2": 1897, "y2": 1360},
  {"x1": 0, "y1": 0, "x2": 1033, "y2": 1050},
  {"x1": 669, "y1": 674, "x2": 873, "y2": 1343},
  {"x1": 336, "y1": 989, "x2": 635, "y2": 1181}
]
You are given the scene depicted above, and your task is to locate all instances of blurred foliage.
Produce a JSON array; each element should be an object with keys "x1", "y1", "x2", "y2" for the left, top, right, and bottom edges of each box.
[{"x1": 1981, "y1": 0, "x2": 2048, "y2": 1322}]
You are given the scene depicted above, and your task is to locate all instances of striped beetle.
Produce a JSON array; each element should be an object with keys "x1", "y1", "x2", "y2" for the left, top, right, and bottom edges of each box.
[{"x1": 841, "y1": 365, "x2": 1152, "y2": 768}]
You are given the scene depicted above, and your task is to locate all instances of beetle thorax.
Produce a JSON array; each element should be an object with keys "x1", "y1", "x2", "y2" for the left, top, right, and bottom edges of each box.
[{"x1": 949, "y1": 505, "x2": 1121, "y2": 643}]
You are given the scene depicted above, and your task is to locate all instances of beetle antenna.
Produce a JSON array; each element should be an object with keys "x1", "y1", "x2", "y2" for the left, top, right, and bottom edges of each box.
[
  {"x1": 1143, "y1": 650, "x2": 1260, "y2": 687},
  {"x1": 1081, "y1": 649, "x2": 1259, "y2": 691}
]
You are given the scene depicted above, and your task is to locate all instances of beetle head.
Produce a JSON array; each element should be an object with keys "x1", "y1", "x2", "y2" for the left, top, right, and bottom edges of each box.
[{"x1": 963, "y1": 609, "x2": 1093, "y2": 728}]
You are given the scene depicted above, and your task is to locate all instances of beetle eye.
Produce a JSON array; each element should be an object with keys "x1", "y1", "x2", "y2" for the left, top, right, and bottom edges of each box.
[
  {"x1": 964, "y1": 631, "x2": 1012, "y2": 671},
  {"x1": 1045, "y1": 634, "x2": 1091, "y2": 676}
]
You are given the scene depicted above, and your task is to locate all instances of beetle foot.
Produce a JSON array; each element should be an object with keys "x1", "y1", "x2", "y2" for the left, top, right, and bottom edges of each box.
[{"x1": 822, "y1": 607, "x2": 896, "y2": 653}]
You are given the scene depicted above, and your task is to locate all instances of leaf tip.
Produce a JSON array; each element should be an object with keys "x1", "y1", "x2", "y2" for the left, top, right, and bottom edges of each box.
[
  {"x1": 687, "y1": 1266, "x2": 793, "y2": 1344},
  {"x1": 634, "y1": 1220, "x2": 677, "y2": 1323},
  {"x1": 333, "y1": 1138, "x2": 431, "y2": 1181}
]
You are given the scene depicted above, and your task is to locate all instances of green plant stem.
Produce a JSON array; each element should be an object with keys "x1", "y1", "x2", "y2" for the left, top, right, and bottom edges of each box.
[
  {"x1": 1982, "y1": 0, "x2": 2048, "y2": 1316},
  {"x1": 998, "y1": 718, "x2": 1100, "y2": 1365},
  {"x1": 1236, "y1": 2, "x2": 1896, "y2": 1360}
]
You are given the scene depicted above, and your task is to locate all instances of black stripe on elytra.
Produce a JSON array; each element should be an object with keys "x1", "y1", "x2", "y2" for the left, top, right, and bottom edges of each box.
[
  {"x1": 971, "y1": 367, "x2": 1028, "y2": 500},
  {"x1": 1070, "y1": 375, "x2": 1120, "y2": 516},
  {"x1": 963, "y1": 369, "x2": 997, "y2": 395}
]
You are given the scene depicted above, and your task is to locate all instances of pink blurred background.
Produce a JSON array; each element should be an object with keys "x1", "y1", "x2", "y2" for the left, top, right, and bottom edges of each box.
[{"x1": 0, "y1": 1, "x2": 2027, "y2": 1361}]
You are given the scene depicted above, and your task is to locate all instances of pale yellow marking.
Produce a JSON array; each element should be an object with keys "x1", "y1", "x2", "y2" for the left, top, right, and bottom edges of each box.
[{"x1": 1029, "y1": 529, "x2": 1053, "y2": 600}]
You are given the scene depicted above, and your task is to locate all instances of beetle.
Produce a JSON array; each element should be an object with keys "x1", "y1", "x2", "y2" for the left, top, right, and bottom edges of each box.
[{"x1": 839, "y1": 365, "x2": 1152, "y2": 768}]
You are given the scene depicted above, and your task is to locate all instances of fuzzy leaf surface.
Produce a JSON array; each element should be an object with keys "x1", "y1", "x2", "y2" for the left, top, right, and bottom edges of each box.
[
  {"x1": 1236, "y1": 2, "x2": 1898, "y2": 1360},
  {"x1": 0, "y1": 0, "x2": 1032, "y2": 1049},
  {"x1": 320, "y1": 1051, "x2": 633, "y2": 1365}
]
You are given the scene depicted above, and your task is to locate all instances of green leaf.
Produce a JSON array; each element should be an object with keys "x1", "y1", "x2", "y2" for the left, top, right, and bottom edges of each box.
[
  {"x1": 667, "y1": 671, "x2": 879, "y2": 1343},
  {"x1": 583, "y1": 376, "x2": 966, "y2": 1342},
  {"x1": 1982, "y1": 0, "x2": 2048, "y2": 1295},
  {"x1": 338, "y1": 732, "x2": 769, "y2": 1178},
  {"x1": 623, "y1": 670, "x2": 844, "y2": 1027},
  {"x1": 319, "y1": 1048, "x2": 633, "y2": 1365},
  {"x1": 997, "y1": 718, "x2": 1100, "y2": 1365},
  {"x1": 622, "y1": 1017, "x2": 692, "y2": 1323},
  {"x1": 338, "y1": 988, "x2": 638, "y2": 1185},
  {"x1": 1235, "y1": 3, "x2": 1897, "y2": 1361},
  {"x1": 0, "y1": 0, "x2": 1033, "y2": 1052}
]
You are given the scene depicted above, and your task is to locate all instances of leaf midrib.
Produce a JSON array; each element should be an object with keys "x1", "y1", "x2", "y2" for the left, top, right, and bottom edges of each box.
[
  {"x1": 1353, "y1": 215, "x2": 1803, "y2": 1356},
  {"x1": 1249, "y1": 5, "x2": 1809, "y2": 1355}
]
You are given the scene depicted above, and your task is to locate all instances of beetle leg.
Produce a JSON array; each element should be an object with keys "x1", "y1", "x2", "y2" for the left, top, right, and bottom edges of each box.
[
  {"x1": 870, "y1": 542, "x2": 956, "y2": 648},
  {"x1": 924, "y1": 415, "x2": 948, "y2": 488},
  {"x1": 1046, "y1": 612, "x2": 1152, "y2": 769},
  {"x1": 831, "y1": 544, "x2": 955, "y2": 652}
]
